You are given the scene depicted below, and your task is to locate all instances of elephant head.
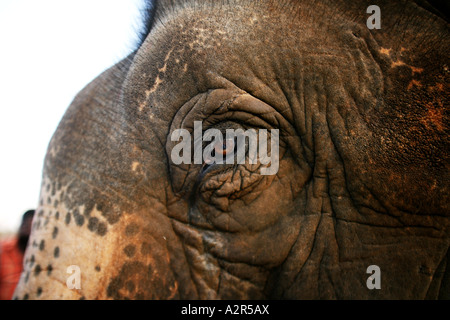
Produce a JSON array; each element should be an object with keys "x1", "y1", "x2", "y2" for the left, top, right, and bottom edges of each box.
[{"x1": 14, "y1": 0, "x2": 449, "y2": 299}]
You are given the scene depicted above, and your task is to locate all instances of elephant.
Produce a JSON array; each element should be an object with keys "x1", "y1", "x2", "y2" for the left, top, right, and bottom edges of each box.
[{"x1": 14, "y1": 0, "x2": 449, "y2": 299}]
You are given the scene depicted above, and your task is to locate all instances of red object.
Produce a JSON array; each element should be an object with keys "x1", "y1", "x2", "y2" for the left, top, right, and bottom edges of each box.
[{"x1": 0, "y1": 238, "x2": 24, "y2": 300}]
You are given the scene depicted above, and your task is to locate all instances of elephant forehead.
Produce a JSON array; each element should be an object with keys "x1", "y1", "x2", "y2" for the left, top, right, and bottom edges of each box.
[{"x1": 124, "y1": 3, "x2": 363, "y2": 122}]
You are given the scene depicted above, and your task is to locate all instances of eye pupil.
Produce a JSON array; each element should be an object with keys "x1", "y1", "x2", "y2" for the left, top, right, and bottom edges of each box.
[{"x1": 215, "y1": 138, "x2": 235, "y2": 155}]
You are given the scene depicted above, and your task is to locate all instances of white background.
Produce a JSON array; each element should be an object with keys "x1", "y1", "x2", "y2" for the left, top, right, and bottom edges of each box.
[{"x1": 0, "y1": 0, "x2": 146, "y2": 234}]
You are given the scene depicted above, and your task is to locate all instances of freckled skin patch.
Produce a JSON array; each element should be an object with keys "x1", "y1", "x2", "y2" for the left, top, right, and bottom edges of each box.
[
  {"x1": 54, "y1": 247, "x2": 60, "y2": 258},
  {"x1": 123, "y1": 245, "x2": 136, "y2": 257},
  {"x1": 97, "y1": 222, "x2": 107, "y2": 236},
  {"x1": 73, "y1": 209, "x2": 85, "y2": 226},
  {"x1": 47, "y1": 264, "x2": 53, "y2": 276},
  {"x1": 14, "y1": 175, "x2": 118, "y2": 299},
  {"x1": 131, "y1": 161, "x2": 140, "y2": 172},
  {"x1": 34, "y1": 265, "x2": 42, "y2": 276},
  {"x1": 52, "y1": 226, "x2": 58, "y2": 239},
  {"x1": 39, "y1": 240, "x2": 45, "y2": 251},
  {"x1": 106, "y1": 261, "x2": 179, "y2": 300},
  {"x1": 87, "y1": 217, "x2": 99, "y2": 232},
  {"x1": 65, "y1": 212, "x2": 71, "y2": 225}
]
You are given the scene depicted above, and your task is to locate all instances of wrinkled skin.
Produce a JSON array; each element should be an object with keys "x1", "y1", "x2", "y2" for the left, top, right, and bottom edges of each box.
[{"x1": 14, "y1": 0, "x2": 449, "y2": 299}]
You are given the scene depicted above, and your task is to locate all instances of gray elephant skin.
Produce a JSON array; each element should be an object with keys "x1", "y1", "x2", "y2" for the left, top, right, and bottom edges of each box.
[{"x1": 14, "y1": 0, "x2": 449, "y2": 299}]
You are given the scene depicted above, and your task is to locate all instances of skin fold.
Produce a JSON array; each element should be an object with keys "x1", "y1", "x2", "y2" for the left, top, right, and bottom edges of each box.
[{"x1": 14, "y1": 0, "x2": 449, "y2": 299}]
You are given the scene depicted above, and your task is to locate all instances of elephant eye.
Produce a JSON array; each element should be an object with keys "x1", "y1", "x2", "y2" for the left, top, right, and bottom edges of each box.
[
  {"x1": 203, "y1": 137, "x2": 238, "y2": 166},
  {"x1": 215, "y1": 138, "x2": 235, "y2": 156}
]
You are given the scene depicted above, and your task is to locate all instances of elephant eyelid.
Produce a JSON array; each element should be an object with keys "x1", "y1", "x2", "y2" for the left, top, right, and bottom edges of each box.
[
  {"x1": 200, "y1": 137, "x2": 239, "y2": 176},
  {"x1": 203, "y1": 138, "x2": 237, "y2": 164}
]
